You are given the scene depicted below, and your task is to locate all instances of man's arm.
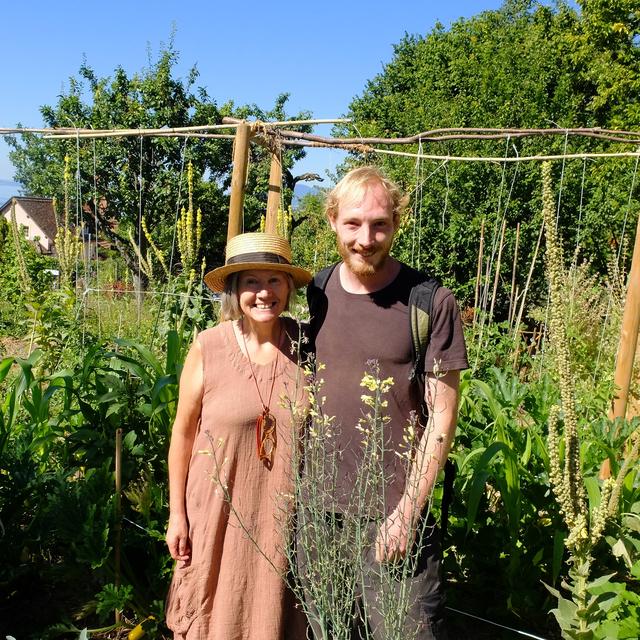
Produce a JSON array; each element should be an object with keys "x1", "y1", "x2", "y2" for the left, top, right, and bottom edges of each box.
[{"x1": 375, "y1": 369, "x2": 460, "y2": 562}]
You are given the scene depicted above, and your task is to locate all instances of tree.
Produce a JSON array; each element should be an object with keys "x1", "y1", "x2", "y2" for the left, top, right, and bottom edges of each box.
[
  {"x1": 5, "y1": 47, "x2": 317, "y2": 288},
  {"x1": 339, "y1": 0, "x2": 640, "y2": 312}
]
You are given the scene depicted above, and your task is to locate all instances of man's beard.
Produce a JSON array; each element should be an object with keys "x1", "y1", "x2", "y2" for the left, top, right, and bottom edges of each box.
[{"x1": 336, "y1": 238, "x2": 392, "y2": 278}]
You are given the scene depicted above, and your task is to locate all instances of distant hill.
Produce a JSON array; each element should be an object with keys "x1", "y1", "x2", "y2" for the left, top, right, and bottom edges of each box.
[{"x1": 292, "y1": 182, "x2": 323, "y2": 205}]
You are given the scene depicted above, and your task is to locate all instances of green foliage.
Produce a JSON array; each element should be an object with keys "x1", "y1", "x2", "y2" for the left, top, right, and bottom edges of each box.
[
  {"x1": 340, "y1": 0, "x2": 640, "y2": 309},
  {"x1": 290, "y1": 191, "x2": 338, "y2": 272},
  {"x1": 4, "y1": 49, "x2": 316, "y2": 287},
  {"x1": 95, "y1": 584, "x2": 134, "y2": 623},
  {"x1": 0, "y1": 329, "x2": 189, "y2": 637},
  {"x1": 0, "y1": 229, "x2": 55, "y2": 323}
]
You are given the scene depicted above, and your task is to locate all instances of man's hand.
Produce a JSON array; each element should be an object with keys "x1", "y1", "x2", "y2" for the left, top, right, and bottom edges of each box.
[
  {"x1": 375, "y1": 507, "x2": 416, "y2": 563},
  {"x1": 166, "y1": 513, "x2": 191, "y2": 566}
]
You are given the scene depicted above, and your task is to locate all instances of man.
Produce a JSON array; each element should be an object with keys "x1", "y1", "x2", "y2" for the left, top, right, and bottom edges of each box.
[{"x1": 304, "y1": 166, "x2": 468, "y2": 639}]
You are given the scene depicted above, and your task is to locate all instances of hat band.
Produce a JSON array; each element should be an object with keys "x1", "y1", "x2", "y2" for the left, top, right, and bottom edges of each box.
[{"x1": 226, "y1": 251, "x2": 291, "y2": 266}]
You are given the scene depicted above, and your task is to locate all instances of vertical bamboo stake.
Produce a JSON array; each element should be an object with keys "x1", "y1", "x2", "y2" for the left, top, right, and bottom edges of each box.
[
  {"x1": 508, "y1": 222, "x2": 521, "y2": 325},
  {"x1": 488, "y1": 218, "x2": 507, "y2": 322},
  {"x1": 601, "y1": 212, "x2": 640, "y2": 478},
  {"x1": 265, "y1": 153, "x2": 282, "y2": 234},
  {"x1": 612, "y1": 212, "x2": 640, "y2": 419},
  {"x1": 114, "y1": 428, "x2": 123, "y2": 624},
  {"x1": 512, "y1": 219, "x2": 544, "y2": 346},
  {"x1": 227, "y1": 121, "x2": 252, "y2": 241},
  {"x1": 473, "y1": 218, "x2": 485, "y2": 328}
]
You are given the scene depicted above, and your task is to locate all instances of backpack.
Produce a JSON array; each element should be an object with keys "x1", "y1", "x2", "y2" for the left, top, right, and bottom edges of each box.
[{"x1": 306, "y1": 262, "x2": 456, "y2": 539}]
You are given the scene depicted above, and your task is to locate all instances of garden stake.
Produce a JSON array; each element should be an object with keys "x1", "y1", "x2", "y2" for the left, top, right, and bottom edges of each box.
[
  {"x1": 508, "y1": 222, "x2": 520, "y2": 325},
  {"x1": 265, "y1": 153, "x2": 282, "y2": 234},
  {"x1": 115, "y1": 427, "x2": 123, "y2": 624},
  {"x1": 488, "y1": 217, "x2": 506, "y2": 323},
  {"x1": 227, "y1": 121, "x2": 252, "y2": 241},
  {"x1": 601, "y1": 209, "x2": 640, "y2": 478},
  {"x1": 473, "y1": 217, "x2": 485, "y2": 328}
]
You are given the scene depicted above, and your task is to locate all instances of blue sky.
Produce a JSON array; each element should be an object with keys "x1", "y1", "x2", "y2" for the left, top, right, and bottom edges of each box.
[{"x1": 0, "y1": 0, "x2": 505, "y2": 204}]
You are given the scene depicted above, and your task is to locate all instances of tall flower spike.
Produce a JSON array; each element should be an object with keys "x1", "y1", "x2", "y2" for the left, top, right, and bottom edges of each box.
[{"x1": 542, "y1": 161, "x2": 587, "y2": 552}]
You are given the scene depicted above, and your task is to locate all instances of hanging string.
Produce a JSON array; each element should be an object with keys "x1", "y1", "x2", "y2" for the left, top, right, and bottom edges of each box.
[
  {"x1": 137, "y1": 135, "x2": 144, "y2": 318},
  {"x1": 74, "y1": 129, "x2": 82, "y2": 289},
  {"x1": 616, "y1": 149, "x2": 639, "y2": 267},
  {"x1": 149, "y1": 135, "x2": 190, "y2": 349},
  {"x1": 167, "y1": 136, "x2": 190, "y2": 276},
  {"x1": 410, "y1": 138, "x2": 423, "y2": 268},
  {"x1": 555, "y1": 130, "x2": 570, "y2": 227},
  {"x1": 569, "y1": 158, "x2": 589, "y2": 322},
  {"x1": 92, "y1": 137, "x2": 101, "y2": 336},
  {"x1": 593, "y1": 151, "x2": 640, "y2": 377},
  {"x1": 445, "y1": 607, "x2": 549, "y2": 640},
  {"x1": 406, "y1": 158, "x2": 448, "y2": 270},
  {"x1": 480, "y1": 137, "x2": 511, "y2": 314},
  {"x1": 572, "y1": 157, "x2": 588, "y2": 264},
  {"x1": 441, "y1": 161, "x2": 449, "y2": 230}
]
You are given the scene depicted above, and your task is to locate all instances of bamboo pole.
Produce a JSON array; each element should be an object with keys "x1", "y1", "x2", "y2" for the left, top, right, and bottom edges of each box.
[
  {"x1": 265, "y1": 154, "x2": 282, "y2": 234},
  {"x1": 512, "y1": 219, "x2": 545, "y2": 339},
  {"x1": 227, "y1": 122, "x2": 252, "y2": 241},
  {"x1": 473, "y1": 218, "x2": 485, "y2": 328},
  {"x1": 489, "y1": 218, "x2": 507, "y2": 322},
  {"x1": 611, "y1": 211, "x2": 640, "y2": 420},
  {"x1": 114, "y1": 427, "x2": 123, "y2": 624},
  {"x1": 508, "y1": 222, "x2": 521, "y2": 325},
  {"x1": 601, "y1": 212, "x2": 640, "y2": 478}
]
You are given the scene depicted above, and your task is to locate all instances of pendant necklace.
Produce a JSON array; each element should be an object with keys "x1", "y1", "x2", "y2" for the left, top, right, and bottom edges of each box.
[{"x1": 241, "y1": 318, "x2": 282, "y2": 470}]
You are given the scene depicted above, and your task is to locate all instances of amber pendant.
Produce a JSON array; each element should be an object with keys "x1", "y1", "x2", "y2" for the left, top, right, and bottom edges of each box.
[{"x1": 256, "y1": 408, "x2": 277, "y2": 469}]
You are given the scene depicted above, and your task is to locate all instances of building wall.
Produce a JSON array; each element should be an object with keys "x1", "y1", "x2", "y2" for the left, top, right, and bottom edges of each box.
[{"x1": 4, "y1": 200, "x2": 52, "y2": 252}]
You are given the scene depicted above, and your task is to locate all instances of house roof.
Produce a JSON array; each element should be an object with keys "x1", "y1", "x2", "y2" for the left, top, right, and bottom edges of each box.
[{"x1": 0, "y1": 196, "x2": 57, "y2": 241}]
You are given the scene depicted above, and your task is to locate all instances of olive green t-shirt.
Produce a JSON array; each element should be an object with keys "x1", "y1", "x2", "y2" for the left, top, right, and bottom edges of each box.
[{"x1": 311, "y1": 262, "x2": 468, "y2": 514}]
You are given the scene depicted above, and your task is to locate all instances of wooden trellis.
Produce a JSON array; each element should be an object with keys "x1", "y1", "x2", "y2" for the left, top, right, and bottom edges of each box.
[{"x1": 2, "y1": 120, "x2": 639, "y2": 424}]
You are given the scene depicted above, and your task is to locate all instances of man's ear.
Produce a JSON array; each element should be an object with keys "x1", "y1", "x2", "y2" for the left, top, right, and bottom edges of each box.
[{"x1": 328, "y1": 214, "x2": 338, "y2": 232}]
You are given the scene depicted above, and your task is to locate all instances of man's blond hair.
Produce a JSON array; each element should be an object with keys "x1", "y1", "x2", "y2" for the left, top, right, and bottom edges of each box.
[{"x1": 325, "y1": 166, "x2": 409, "y2": 223}]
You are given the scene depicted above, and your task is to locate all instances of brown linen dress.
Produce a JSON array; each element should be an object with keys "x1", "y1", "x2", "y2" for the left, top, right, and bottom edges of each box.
[{"x1": 165, "y1": 319, "x2": 308, "y2": 640}]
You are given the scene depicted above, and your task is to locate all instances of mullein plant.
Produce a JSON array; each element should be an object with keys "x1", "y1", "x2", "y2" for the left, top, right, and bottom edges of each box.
[
  {"x1": 259, "y1": 206, "x2": 293, "y2": 242},
  {"x1": 176, "y1": 161, "x2": 202, "y2": 275},
  {"x1": 54, "y1": 155, "x2": 82, "y2": 289},
  {"x1": 8, "y1": 200, "x2": 31, "y2": 292},
  {"x1": 541, "y1": 161, "x2": 633, "y2": 639}
]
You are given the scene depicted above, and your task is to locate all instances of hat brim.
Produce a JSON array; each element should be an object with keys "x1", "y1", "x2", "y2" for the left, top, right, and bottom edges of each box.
[{"x1": 204, "y1": 262, "x2": 313, "y2": 293}]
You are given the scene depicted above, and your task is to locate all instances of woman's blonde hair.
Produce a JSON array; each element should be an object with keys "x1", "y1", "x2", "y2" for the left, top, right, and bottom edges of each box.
[
  {"x1": 219, "y1": 271, "x2": 295, "y2": 321},
  {"x1": 325, "y1": 166, "x2": 409, "y2": 224}
]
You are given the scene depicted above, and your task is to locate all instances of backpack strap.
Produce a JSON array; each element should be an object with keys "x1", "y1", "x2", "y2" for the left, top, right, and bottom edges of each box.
[
  {"x1": 304, "y1": 262, "x2": 339, "y2": 362},
  {"x1": 407, "y1": 276, "x2": 440, "y2": 386}
]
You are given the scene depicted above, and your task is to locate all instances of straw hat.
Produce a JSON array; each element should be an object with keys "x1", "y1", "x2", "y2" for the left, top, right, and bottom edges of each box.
[{"x1": 204, "y1": 232, "x2": 312, "y2": 292}]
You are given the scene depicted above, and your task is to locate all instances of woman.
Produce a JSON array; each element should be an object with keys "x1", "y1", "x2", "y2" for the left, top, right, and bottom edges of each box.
[{"x1": 165, "y1": 232, "x2": 311, "y2": 640}]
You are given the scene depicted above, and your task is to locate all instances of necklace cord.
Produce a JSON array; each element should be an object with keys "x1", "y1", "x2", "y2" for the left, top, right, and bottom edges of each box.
[{"x1": 240, "y1": 318, "x2": 283, "y2": 467}]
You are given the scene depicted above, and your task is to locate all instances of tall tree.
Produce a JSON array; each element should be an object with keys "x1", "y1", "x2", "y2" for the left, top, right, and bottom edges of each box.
[
  {"x1": 5, "y1": 47, "x2": 316, "y2": 286},
  {"x1": 338, "y1": 0, "x2": 640, "y2": 311}
]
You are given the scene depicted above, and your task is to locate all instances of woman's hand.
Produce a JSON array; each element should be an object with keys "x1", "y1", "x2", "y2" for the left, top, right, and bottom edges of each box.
[{"x1": 166, "y1": 513, "x2": 191, "y2": 566}]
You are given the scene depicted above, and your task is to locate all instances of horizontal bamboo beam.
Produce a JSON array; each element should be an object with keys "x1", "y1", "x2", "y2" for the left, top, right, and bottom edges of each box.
[
  {"x1": 3, "y1": 124, "x2": 640, "y2": 146},
  {"x1": 372, "y1": 148, "x2": 640, "y2": 163}
]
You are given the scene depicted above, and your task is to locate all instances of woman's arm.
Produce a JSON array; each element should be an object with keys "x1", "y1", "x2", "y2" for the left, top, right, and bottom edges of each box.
[{"x1": 166, "y1": 339, "x2": 204, "y2": 565}]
